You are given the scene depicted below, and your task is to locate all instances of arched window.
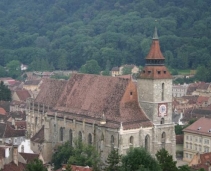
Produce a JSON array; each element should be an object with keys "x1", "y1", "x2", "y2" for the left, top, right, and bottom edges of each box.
[
  {"x1": 145, "y1": 135, "x2": 150, "y2": 151},
  {"x1": 69, "y1": 129, "x2": 72, "y2": 146},
  {"x1": 160, "y1": 118, "x2": 164, "y2": 124},
  {"x1": 21, "y1": 145, "x2": 24, "y2": 153},
  {"x1": 129, "y1": 136, "x2": 134, "y2": 147},
  {"x1": 60, "y1": 127, "x2": 64, "y2": 141},
  {"x1": 111, "y1": 135, "x2": 114, "y2": 148},
  {"x1": 78, "y1": 131, "x2": 82, "y2": 142},
  {"x1": 161, "y1": 132, "x2": 166, "y2": 149},
  {"x1": 162, "y1": 83, "x2": 164, "y2": 101},
  {"x1": 88, "y1": 133, "x2": 92, "y2": 145}
]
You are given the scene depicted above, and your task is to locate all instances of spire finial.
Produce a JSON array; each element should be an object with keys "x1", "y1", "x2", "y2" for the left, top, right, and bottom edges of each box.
[{"x1": 153, "y1": 27, "x2": 159, "y2": 40}]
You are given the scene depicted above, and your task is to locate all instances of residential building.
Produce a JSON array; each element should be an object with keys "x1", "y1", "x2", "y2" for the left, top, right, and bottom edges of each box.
[
  {"x1": 183, "y1": 117, "x2": 211, "y2": 162},
  {"x1": 172, "y1": 84, "x2": 188, "y2": 97}
]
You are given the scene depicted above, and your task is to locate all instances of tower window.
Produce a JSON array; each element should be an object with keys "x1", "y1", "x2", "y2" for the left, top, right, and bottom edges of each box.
[
  {"x1": 143, "y1": 70, "x2": 145, "y2": 73},
  {"x1": 162, "y1": 83, "x2": 164, "y2": 101},
  {"x1": 164, "y1": 71, "x2": 166, "y2": 74},
  {"x1": 130, "y1": 92, "x2": 133, "y2": 96},
  {"x1": 160, "y1": 118, "x2": 164, "y2": 124},
  {"x1": 148, "y1": 71, "x2": 151, "y2": 74},
  {"x1": 157, "y1": 71, "x2": 161, "y2": 74}
]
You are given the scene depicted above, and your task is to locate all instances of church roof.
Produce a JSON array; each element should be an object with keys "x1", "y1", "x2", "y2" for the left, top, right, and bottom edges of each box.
[
  {"x1": 36, "y1": 74, "x2": 152, "y2": 130},
  {"x1": 35, "y1": 79, "x2": 67, "y2": 107},
  {"x1": 31, "y1": 126, "x2": 44, "y2": 143}
]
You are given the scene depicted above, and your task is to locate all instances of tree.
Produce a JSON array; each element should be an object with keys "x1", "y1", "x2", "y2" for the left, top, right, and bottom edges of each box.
[
  {"x1": 6, "y1": 60, "x2": 21, "y2": 78},
  {"x1": 121, "y1": 147, "x2": 161, "y2": 171},
  {"x1": 105, "y1": 149, "x2": 121, "y2": 171},
  {"x1": 51, "y1": 142, "x2": 73, "y2": 169},
  {"x1": 24, "y1": 159, "x2": 47, "y2": 171},
  {"x1": 122, "y1": 66, "x2": 132, "y2": 75},
  {"x1": 67, "y1": 140, "x2": 100, "y2": 171},
  {"x1": 156, "y1": 148, "x2": 177, "y2": 171},
  {"x1": 79, "y1": 60, "x2": 101, "y2": 74},
  {"x1": 0, "y1": 81, "x2": 11, "y2": 101}
]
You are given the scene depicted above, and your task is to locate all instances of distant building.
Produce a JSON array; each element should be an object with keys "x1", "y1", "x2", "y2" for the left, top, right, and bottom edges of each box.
[
  {"x1": 172, "y1": 84, "x2": 188, "y2": 97},
  {"x1": 21, "y1": 64, "x2": 28, "y2": 71},
  {"x1": 183, "y1": 117, "x2": 211, "y2": 162}
]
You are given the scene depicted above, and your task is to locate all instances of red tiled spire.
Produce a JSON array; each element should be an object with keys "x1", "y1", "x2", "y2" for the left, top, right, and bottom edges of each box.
[{"x1": 139, "y1": 28, "x2": 171, "y2": 79}]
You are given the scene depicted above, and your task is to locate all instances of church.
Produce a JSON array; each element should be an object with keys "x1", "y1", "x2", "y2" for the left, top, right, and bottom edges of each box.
[{"x1": 26, "y1": 28, "x2": 176, "y2": 163}]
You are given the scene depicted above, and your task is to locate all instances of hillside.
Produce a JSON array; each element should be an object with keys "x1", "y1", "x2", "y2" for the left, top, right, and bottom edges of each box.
[{"x1": 0, "y1": 0, "x2": 211, "y2": 71}]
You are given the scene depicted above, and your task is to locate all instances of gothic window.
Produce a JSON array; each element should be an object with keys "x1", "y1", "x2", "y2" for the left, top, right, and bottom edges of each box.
[
  {"x1": 129, "y1": 136, "x2": 134, "y2": 147},
  {"x1": 162, "y1": 83, "x2": 164, "y2": 101},
  {"x1": 69, "y1": 129, "x2": 72, "y2": 146},
  {"x1": 60, "y1": 127, "x2": 64, "y2": 141},
  {"x1": 88, "y1": 133, "x2": 92, "y2": 145},
  {"x1": 145, "y1": 135, "x2": 150, "y2": 151},
  {"x1": 21, "y1": 145, "x2": 24, "y2": 152},
  {"x1": 35, "y1": 117, "x2": 38, "y2": 125},
  {"x1": 78, "y1": 131, "x2": 82, "y2": 142},
  {"x1": 161, "y1": 132, "x2": 166, "y2": 149},
  {"x1": 160, "y1": 118, "x2": 164, "y2": 124},
  {"x1": 111, "y1": 135, "x2": 114, "y2": 148}
]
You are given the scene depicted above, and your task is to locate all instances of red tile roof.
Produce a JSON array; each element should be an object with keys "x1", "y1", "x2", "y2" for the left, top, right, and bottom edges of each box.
[
  {"x1": 140, "y1": 65, "x2": 172, "y2": 79},
  {"x1": 183, "y1": 117, "x2": 211, "y2": 136},
  {"x1": 3, "y1": 124, "x2": 25, "y2": 138},
  {"x1": 15, "y1": 121, "x2": 26, "y2": 129},
  {"x1": 31, "y1": 126, "x2": 44, "y2": 143},
  {"x1": 24, "y1": 80, "x2": 40, "y2": 85},
  {"x1": 191, "y1": 152, "x2": 211, "y2": 171},
  {"x1": 36, "y1": 74, "x2": 152, "y2": 130},
  {"x1": 0, "y1": 107, "x2": 6, "y2": 115},
  {"x1": 146, "y1": 40, "x2": 165, "y2": 60},
  {"x1": 15, "y1": 89, "x2": 31, "y2": 101},
  {"x1": 2, "y1": 162, "x2": 26, "y2": 171},
  {"x1": 197, "y1": 96, "x2": 209, "y2": 105},
  {"x1": 35, "y1": 79, "x2": 67, "y2": 107},
  {"x1": 19, "y1": 153, "x2": 39, "y2": 163}
]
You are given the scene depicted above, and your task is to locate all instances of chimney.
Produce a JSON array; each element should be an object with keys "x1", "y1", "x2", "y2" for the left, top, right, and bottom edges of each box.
[{"x1": 13, "y1": 145, "x2": 18, "y2": 166}]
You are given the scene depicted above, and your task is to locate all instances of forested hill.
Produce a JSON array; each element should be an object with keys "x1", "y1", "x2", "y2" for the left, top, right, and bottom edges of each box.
[{"x1": 0, "y1": 0, "x2": 211, "y2": 71}]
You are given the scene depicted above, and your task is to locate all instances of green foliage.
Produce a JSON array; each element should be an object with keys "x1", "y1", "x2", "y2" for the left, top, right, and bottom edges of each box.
[
  {"x1": 121, "y1": 147, "x2": 161, "y2": 171},
  {"x1": 51, "y1": 142, "x2": 73, "y2": 169},
  {"x1": 0, "y1": 81, "x2": 11, "y2": 101},
  {"x1": 79, "y1": 60, "x2": 101, "y2": 74},
  {"x1": 52, "y1": 141, "x2": 100, "y2": 171},
  {"x1": 105, "y1": 149, "x2": 121, "y2": 171},
  {"x1": 6, "y1": 60, "x2": 21, "y2": 78},
  {"x1": 122, "y1": 66, "x2": 132, "y2": 75},
  {"x1": 0, "y1": 66, "x2": 7, "y2": 77},
  {"x1": 24, "y1": 159, "x2": 47, "y2": 171},
  {"x1": 67, "y1": 140, "x2": 100, "y2": 171},
  {"x1": 156, "y1": 148, "x2": 177, "y2": 171},
  {"x1": 175, "y1": 124, "x2": 184, "y2": 135},
  {"x1": 0, "y1": 1, "x2": 211, "y2": 72}
]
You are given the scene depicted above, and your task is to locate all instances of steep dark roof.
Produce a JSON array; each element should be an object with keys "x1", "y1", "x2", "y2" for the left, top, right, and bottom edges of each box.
[
  {"x1": 35, "y1": 79, "x2": 67, "y2": 107},
  {"x1": 31, "y1": 126, "x2": 44, "y2": 143},
  {"x1": 19, "y1": 153, "x2": 39, "y2": 163},
  {"x1": 24, "y1": 80, "x2": 40, "y2": 85},
  {"x1": 55, "y1": 74, "x2": 152, "y2": 129},
  {"x1": 2, "y1": 162, "x2": 26, "y2": 171},
  {"x1": 0, "y1": 123, "x2": 6, "y2": 138},
  {"x1": 15, "y1": 89, "x2": 31, "y2": 101},
  {"x1": 3, "y1": 124, "x2": 25, "y2": 138}
]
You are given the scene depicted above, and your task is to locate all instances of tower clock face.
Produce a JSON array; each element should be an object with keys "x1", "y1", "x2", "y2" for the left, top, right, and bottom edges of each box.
[{"x1": 158, "y1": 103, "x2": 167, "y2": 117}]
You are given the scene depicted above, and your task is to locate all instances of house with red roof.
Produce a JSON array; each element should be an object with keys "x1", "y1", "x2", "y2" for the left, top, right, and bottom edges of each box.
[{"x1": 183, "y1": 117, "x2": 211, "y2": 162}]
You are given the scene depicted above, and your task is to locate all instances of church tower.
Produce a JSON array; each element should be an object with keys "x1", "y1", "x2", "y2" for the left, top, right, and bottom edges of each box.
[
  {"x1": 138, "y1": 27, "x2": 172, "y2": 125},
  {"x1": 137, "y1": 28, "x2": 176, "y2": 157}
]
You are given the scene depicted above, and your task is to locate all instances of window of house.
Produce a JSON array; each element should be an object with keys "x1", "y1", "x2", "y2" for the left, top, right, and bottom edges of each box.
[
  {"x1": 195, "y1": 137, "x2": 198, "y2": 142},
  {"x1": 199, "y1": 138, "x2": 202, "y2": 143},
  {"x1": 190, "y1": 143, "x2": 192, "y2": 149},
  {"x1": 190, "y1": 136, "x2": 192, "y2": 141},
  {"x1": 186, "y1": 143, "x2": 188, "y2": 149},
  {"x1": 189, "y1": 154, "x2": 192, "y2": 159},
  {"x1": 60, "y1": 127, "x2": 64, "y2": 141},
  {"x1": 204, "y1": 139, "x2": 209, "y2": 144},
  {"x1": 199, "y1": 146, "x2": 202, "y2": 152},
  {"x1": 186, "y1": 135, "x2": 189, "y2": 140},
  {"x1": 204, "y1": 146, "x2": 209, "y2": 152},
  {"x1": 186, "y1": 153, "x2": 188, "y2": 158},
  {"x1": 21, "y1": 145, "x2": 24, "y2": 153},
  {"x1": 195, "y1": 144, "x2": 197, "y2": 151}
]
